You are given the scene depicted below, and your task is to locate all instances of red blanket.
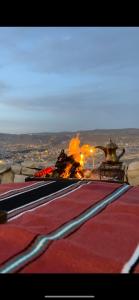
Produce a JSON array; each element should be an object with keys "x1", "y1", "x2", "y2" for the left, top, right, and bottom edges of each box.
[{"x1": 0, "y1": 180, "x2": 138, "y2": 273}]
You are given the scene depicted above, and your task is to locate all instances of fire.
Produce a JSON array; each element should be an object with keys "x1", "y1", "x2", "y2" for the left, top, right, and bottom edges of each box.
[
  {"x1": 67, "y1": 134, "x2": 96, "y2": 168},
  {"x1": 76, "y1": 171, "x2": 83, "y2": 179},
  {"x1": 61, "y1": 163, "x2": 72, "y2": 178},
  {"x1": 68, "y1": 134, "x2": 81, "y2": 162},
  {"x1": 80, "y1": 153, "x2": 84, "y2": 167},
  {"x1": 36, "y1": 135, "x2": 96, "y2": 180}
]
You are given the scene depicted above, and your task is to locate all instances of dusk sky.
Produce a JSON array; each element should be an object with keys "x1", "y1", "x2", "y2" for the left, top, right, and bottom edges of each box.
[{"x1": 0, "y1": 27, "x2": 139, "y2": 133}]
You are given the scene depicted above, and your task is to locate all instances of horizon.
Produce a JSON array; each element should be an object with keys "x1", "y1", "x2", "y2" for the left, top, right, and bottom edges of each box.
[
  {"x1": 0, "y1": 127, "x2": 139, "y2": 135},
  {"x1": 0, "y1": 27, "x2": 139, "y2": 133}
]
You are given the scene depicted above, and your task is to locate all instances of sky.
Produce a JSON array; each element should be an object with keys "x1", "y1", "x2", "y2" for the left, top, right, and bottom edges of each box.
[{"x1": 0, "y1": 27, "x2": 139, "y2": 133}]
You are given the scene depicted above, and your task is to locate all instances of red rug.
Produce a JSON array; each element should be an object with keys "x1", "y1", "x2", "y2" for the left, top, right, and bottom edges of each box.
[{"x1": 0, "y1": 180, "x2": 138, "y2": 273}]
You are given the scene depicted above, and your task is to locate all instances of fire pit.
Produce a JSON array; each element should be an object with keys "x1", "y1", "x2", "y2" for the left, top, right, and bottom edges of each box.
[
  {"x1": 32, "y1": 135, "x2": 128, "y2": 183},
  {"x1": 34, "y1": 135, "x2": 96, "y2": 180}
]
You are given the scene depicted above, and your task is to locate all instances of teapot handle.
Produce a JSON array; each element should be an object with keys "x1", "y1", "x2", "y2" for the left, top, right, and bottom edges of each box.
[{"x1": 117, "y1": 148, "x2": 125, "y2": 160}]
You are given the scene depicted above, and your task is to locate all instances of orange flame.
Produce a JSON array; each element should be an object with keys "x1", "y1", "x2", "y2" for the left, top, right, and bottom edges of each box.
[
  {"x1": 67, "y1": 134, "x2": 96, "y2": 168},
  {"x1": 61, "y1": 163, "x2": 72, "y2": 178},
  {"x1": 68, "y1": 134, "x2": 80, "y2": 162}
]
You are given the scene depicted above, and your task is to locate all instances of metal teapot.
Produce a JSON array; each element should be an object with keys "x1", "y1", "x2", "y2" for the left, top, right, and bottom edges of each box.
[{"x1": 95, "y1": 138, "x2": 125, "y2": 163}]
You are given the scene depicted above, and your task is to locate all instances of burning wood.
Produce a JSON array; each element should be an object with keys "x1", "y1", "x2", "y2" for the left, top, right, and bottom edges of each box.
[
  {"x1": 34, "y1": 166, "x2": 55, "y2": 177},
  {"x1": 53, "y1": 149, "x2": 84, "y2": 179},
  {"x1": 35, "y1": 135, "x2": 96, "y2": 179},
  {"x1": 52, "y1": 135, "x2": 96, "y2": 179}
]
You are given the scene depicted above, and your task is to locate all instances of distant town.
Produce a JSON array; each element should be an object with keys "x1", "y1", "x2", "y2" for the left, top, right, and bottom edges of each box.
[{"x1": 0, "y1": 129, "x2": 139, "y2": 168}]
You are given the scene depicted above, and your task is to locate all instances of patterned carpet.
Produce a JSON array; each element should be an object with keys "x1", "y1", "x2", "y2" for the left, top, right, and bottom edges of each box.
[{"x1": 0, "y1": 179, "x2": 138, "y2": 273}]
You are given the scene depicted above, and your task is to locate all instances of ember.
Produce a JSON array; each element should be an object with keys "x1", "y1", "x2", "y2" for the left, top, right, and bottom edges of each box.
[{"x1": 34, "y1": 166, "x2": 55, "y2": 177}]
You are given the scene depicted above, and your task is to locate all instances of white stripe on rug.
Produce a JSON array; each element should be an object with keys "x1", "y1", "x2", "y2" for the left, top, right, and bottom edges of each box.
[
  {"x1": 0, "y1": 181, "x2": 54, "y2": 202},
  {"x1": 121, "y1": 243, "x2": 139, "y2": 273},
  {"x1": 8, "y1": 181, "x2": 85, "y2": 221}
]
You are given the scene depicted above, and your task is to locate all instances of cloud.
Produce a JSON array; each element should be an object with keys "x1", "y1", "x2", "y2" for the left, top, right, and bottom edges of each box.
[
  {"x1": 0, "y1": 81, "x2": 10, "y2": 96},
  {"x1": 1, "y1": 27, "x2": 139, "y2": 75},
  {"x1": 1, "y1": 80, "x2": 138, "y2": 114},
  {"x1": 0, "y1": 28, "x2": 139, "y2": 132},
  {"x1": 0, "y1": 81, "x2": 110, "y2": 112},
  {"x1": 19, "y1": 28, "x2": 139, "y2": 74},
  {"x1": 0, "y1": 90, "x2": 138, "y2": 132}
]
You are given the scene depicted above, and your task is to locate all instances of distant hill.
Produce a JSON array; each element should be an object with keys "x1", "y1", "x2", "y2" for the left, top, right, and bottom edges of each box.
[{"x1": 0, "y1": 128, "x2": 139, "y2": 146}]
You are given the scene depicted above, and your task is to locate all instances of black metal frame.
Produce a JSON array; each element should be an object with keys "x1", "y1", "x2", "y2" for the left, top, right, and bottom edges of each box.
[{"x1": 98, "y1": 161, "x2": 128, "y2": 183}]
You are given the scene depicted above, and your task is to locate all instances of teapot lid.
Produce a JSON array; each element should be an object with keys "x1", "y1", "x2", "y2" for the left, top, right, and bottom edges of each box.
[{"x1": 106, "y1": 138, "x2": 118, "y2": 149}]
